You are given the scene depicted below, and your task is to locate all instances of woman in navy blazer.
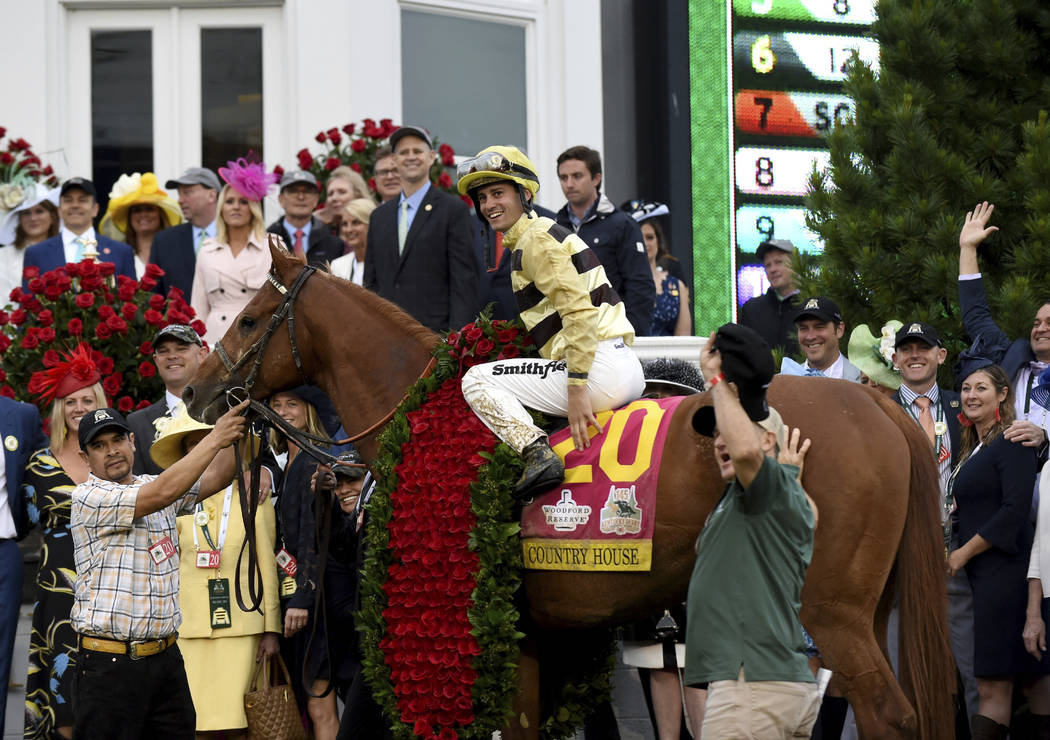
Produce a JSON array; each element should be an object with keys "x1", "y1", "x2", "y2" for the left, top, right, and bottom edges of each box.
[{"x1": 948, "y1": 359, "x2": 1050, "y2": 738}]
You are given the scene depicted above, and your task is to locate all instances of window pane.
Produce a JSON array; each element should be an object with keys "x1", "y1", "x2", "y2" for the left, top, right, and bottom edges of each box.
[
  {"x1": 201, "y1": 28, "x2": 263, "y2": 170},
  {"x1": 92, "y1": 30, "x2": 153, "y2": 216},
  {"x1": 401, "y1": 11, "x2": 526, "y2": 156}
]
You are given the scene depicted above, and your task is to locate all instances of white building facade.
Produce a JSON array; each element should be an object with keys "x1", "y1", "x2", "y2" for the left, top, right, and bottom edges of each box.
[{"x1": 4, "y1": 0, "x2": 605, "y2": 209}]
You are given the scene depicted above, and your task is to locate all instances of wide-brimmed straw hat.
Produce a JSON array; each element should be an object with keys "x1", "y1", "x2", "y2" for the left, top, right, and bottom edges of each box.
[
  {"x1": 847, "y1": 321, "x2": 902, "y2": 390},
  {"x1": 150, "y1": 408, "x2": 212, "y2": 470},
  {"x1": 99, "y1": 172, "x2": 183, "y2": 240}
]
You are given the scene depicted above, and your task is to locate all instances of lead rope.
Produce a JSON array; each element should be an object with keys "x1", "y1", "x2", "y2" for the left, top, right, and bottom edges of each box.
[
  {"x1": 300, "y1": 473, "x2": 335, "y2": 699},
  {"x1": 232, "y1": 421, "x2": 265, "y2": 613}
]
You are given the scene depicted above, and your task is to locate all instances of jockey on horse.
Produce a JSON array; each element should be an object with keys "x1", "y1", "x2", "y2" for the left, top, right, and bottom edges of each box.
[{"x1": 457, "y1": 146, "x2": 646, "y2": 498}]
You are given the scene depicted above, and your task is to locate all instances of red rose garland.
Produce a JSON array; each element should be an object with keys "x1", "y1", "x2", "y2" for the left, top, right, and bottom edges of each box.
[
  {"x1": 380, "y1": 376, "x2": 491, "y2": 738},
  {"x1": 361, "y1": 316, "x2": 614, "y2": 740}
]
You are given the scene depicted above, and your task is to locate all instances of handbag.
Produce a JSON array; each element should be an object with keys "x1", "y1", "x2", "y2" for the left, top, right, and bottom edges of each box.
[{"x1": 244, "y1": 653, "x2": 308, "y2": 740}]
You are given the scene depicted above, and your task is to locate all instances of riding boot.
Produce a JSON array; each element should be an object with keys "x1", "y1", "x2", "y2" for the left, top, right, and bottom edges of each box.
[
  {"x1": 514, "y1": 438, "x2": 564, "y2": 499},
  {"x1": 1032, "y1": 713, "x2": 1050, "y2": 740},
  {"x1": 970, "y1": 714, "x2": 1008, "y2": 740}
]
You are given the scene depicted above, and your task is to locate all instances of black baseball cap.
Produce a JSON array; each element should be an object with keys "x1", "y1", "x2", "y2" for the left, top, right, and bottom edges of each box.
[
  {"x1": 332, "y1": 449, "x2": 366, "y2": 480},
  {"x1": 155, "y1": 324, "x2": 203, "y2": 347},
  {"x1": 78, "y1": 408, "x2": 132, "y2": 450},
  {"x1": 894, "y1": 321, "x2": 942, "y2": 348},
  {"x1": 390, "y1": 125, "x2": 433, "y2": 151},
  {"x1": 60, "y1": 177, "x2": 96, "y2": 199},
  {"x1": 756, "y1": 239, "x2": 795, "y2": 261},
  {"x1": 794, "y1": 296, "x2": 843, "y2": 325}
]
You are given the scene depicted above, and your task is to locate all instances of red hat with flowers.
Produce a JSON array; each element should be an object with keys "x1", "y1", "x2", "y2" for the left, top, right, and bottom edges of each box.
[{"x1": 27, "y1": 342, "x2": 101, "y2": 406}]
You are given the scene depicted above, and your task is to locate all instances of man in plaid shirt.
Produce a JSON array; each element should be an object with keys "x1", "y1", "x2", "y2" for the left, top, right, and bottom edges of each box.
[{"x1": 70, "y1": 401, "x2": 247, "y2": 739}]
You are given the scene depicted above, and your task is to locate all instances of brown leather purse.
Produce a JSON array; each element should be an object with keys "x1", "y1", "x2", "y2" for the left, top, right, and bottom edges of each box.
[{"x1": 244, "y1": 654, "x2": 307, "y2": 740}]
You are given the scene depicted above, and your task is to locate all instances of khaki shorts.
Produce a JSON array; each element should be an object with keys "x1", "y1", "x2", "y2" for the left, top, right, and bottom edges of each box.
[{"x1": 701, "y1": 667, "x2": 819, "y2": 739}]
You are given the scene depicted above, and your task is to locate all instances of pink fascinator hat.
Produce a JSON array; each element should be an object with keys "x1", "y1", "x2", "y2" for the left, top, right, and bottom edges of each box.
[{"x1": 218, "y1": 157, "x2": 279, "y2": 202}]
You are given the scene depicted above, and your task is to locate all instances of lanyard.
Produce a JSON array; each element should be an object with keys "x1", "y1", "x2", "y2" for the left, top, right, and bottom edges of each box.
[
  {"x1": 193, "y1": 486, "x2": 233, "y2": 553},
  {"x1": 944, "y1": 441, "x2": 984, "y2": 553}
]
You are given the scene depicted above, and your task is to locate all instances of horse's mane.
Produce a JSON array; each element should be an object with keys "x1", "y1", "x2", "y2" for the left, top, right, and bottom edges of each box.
[{"x1": 316, "y1": 267, "x2": 440, "y2": 349}]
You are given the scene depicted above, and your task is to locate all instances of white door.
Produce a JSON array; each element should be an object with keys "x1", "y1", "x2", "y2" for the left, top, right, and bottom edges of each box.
[{"x1": 64, "y1": 5, "x2": 284, "y2": 199}]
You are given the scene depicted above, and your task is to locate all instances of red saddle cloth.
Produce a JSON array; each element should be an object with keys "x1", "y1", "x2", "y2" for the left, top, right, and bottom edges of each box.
[{"x1": 520, "y1": 396, "x2": 686, "y2": 572}]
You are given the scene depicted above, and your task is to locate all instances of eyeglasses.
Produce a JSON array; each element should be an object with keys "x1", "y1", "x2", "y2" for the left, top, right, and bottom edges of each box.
[{"x1": 375, "y1": 168, "x2": 399, "y2": 178}]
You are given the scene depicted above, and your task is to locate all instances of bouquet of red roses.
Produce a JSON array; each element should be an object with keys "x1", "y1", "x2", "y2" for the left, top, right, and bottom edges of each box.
[
  {"x1": 0, "y1": 260, "x2": 202, "y2": 412},
  {"x1": 294, "y1": 117, "x2": 461, "y2": 203}
]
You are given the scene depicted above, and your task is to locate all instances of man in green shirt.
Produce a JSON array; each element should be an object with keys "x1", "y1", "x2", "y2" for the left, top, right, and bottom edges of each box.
[{"x1": 688, "y1": 324, "x2": 819, "y2": 738}]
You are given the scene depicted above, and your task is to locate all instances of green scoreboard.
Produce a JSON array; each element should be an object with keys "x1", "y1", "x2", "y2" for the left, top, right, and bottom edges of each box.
[{"x1": 687, "y1": 0, "x2": 876, "y2": 329}]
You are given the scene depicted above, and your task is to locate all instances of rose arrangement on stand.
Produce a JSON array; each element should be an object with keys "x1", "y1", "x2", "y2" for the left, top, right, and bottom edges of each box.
[
  {"x1": 357, "y1": 313, "x2": 615, "y2": 740},
  {"x1": 0, "y1": 261, "x2": 201, "y2": 413},
  {"x1": 293, "y1": 118, "x2": 461, "y2": 202}
]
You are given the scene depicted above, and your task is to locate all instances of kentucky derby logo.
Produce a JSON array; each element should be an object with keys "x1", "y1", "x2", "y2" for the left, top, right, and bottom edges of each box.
[
  {"x1": 908, "y1": 323, "x2": 922, "y2": 333},
  {"x1": 93, "y1": 409, "x2": 113, "y2": 422},
  {"x1": 599, "y1": 484, "x2": 642, "y2": 536},
  {"x1": 804, "y1": 298, "x2": 819, "y2": 310},
  {"x1": 542, "y1": 490, "x2": 592, "y2": 532}
]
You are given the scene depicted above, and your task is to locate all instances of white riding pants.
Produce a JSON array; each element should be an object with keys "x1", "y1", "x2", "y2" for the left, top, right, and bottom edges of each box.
[{"x1": 461, "y1": 338, "x2": 645, "y2": 454}]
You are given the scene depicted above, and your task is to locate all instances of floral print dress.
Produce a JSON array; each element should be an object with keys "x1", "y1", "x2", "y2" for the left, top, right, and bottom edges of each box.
[
  {"x1": 649, "y1": 272, "x2": 682, "y2": 336},
  {"x1": 22, "y1": 449, "x2": 78, "y2": 738}
]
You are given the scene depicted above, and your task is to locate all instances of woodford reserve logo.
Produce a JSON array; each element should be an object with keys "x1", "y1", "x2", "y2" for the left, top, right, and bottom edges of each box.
[
  {"x1": 541, "y1": 490, "x2": 592, "y2": 532},
  {"x1": 599, "y1": 484, "x2": 642, "y2": 535}
]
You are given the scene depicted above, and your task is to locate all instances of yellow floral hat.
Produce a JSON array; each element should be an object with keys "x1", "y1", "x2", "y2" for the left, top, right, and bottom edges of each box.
[
  {"x1": 149, "y1": 406, "x2": 212, "y2": 470},
  {"x1": 99, "y1": 172, "x2": 183, "y2": 240}
]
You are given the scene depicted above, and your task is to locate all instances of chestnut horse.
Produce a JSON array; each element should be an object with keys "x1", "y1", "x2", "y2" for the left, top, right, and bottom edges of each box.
[{"x1": 184, "y1": 243, "x2": 953, "y2": 740}]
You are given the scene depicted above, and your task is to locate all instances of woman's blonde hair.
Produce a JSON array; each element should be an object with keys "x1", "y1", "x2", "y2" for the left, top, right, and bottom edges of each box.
[
  {"x1": 342, "y1": 198, "x2": 377, "y2": 226},
  {"x1": 49, "y1": 383, "x2": 108, "y2": 448},
  {"x1": 269, "y1": 392, "x2": 327, "y2": 453},
  {"x1": 328, "y1": 166, "x2": 372, "y2": 202},
  {"x1": 215, "y1": 185, "x2": 267, "y2": 245}
]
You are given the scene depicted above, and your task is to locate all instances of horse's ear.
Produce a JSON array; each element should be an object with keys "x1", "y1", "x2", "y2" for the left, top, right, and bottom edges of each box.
[{"x1": 268, "y1": 233, "x2": 304, "y2": 285}]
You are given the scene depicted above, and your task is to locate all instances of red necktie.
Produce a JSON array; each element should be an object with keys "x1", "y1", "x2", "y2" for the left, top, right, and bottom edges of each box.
[{"x1": 293, "y1": 229, "x2": 305, "y2": 256}]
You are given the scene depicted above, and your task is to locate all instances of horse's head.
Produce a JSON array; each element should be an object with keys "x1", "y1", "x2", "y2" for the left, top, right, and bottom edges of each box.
[{"x1": 183, "y1": 237, "x2": 314, "y2": 424}]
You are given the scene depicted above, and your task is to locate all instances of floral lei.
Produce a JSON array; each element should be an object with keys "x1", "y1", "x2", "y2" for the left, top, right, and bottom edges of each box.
[{"x1": 357, "y1": 314, "x2": 615, "y2": 740}]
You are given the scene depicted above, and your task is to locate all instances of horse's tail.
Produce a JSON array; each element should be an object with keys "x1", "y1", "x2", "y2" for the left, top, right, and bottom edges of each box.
[{"x1": 876, "y1": 393, "x2": 955, "y2": 739}]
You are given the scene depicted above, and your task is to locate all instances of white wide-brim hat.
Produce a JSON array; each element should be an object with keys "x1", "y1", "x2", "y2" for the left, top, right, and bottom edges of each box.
[{"x1": 0, "y1": 184, "x2": 60, "y2": 246}]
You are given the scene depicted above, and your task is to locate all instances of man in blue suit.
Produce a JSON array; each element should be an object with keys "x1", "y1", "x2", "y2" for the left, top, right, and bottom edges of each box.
[
  {"x1": 0, "y1": 397, "x2": 46, "y2": 735},
  {"x1": 959, "y1": 201, "x2": 1050, "y2": 451},
  {"x1": 22, "y1": 178, "x2": 135, "y2": 287},
  {"x1": 150, "y1": 167, "x2": 221, "y2": 301}
]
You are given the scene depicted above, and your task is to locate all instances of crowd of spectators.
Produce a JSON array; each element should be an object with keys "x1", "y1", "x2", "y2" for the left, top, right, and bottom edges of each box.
[{"x1": 6, "y1": 125, "x2": 1050, "y2": 740}]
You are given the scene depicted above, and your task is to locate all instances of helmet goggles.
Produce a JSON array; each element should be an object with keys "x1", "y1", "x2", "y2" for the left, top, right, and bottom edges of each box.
[{"x1": 456, "y1": 152, "x2": 539, "y2": 194}]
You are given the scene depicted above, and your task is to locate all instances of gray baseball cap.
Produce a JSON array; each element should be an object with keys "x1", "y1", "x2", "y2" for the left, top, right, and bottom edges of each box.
[
  {"x1": 390, "y1": 125, "x2": 433, "y2": 151},
  {"x1": 279, "y1": 170, "x2": 319, "y2": 191},
  {"x1": 166, "y1": 167, "x2": 221, "y2": 191}
]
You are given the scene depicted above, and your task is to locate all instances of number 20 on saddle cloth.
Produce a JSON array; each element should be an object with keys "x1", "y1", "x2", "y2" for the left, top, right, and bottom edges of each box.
[{"x1": 520, "y1": 396, "x2": 685, "y2": 572}]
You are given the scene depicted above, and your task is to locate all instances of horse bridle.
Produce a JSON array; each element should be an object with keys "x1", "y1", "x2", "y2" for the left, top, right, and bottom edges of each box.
[
  {"x1": 214, "y1": 265, "x2": 316, "y2": 398},
  {"x1": 212, "y1": 261, "x2": 437, "y2": 464}
]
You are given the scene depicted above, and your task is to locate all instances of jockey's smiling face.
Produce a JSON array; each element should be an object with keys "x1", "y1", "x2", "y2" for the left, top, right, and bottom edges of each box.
[{"x1": 476, "y1": 181, "x2": 527, "y2": 233}]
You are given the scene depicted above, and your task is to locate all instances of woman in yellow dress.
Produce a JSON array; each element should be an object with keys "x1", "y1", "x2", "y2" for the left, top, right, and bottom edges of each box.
[{"x1": 151, "y1": 410, "x2": 282, "y2": 738}]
